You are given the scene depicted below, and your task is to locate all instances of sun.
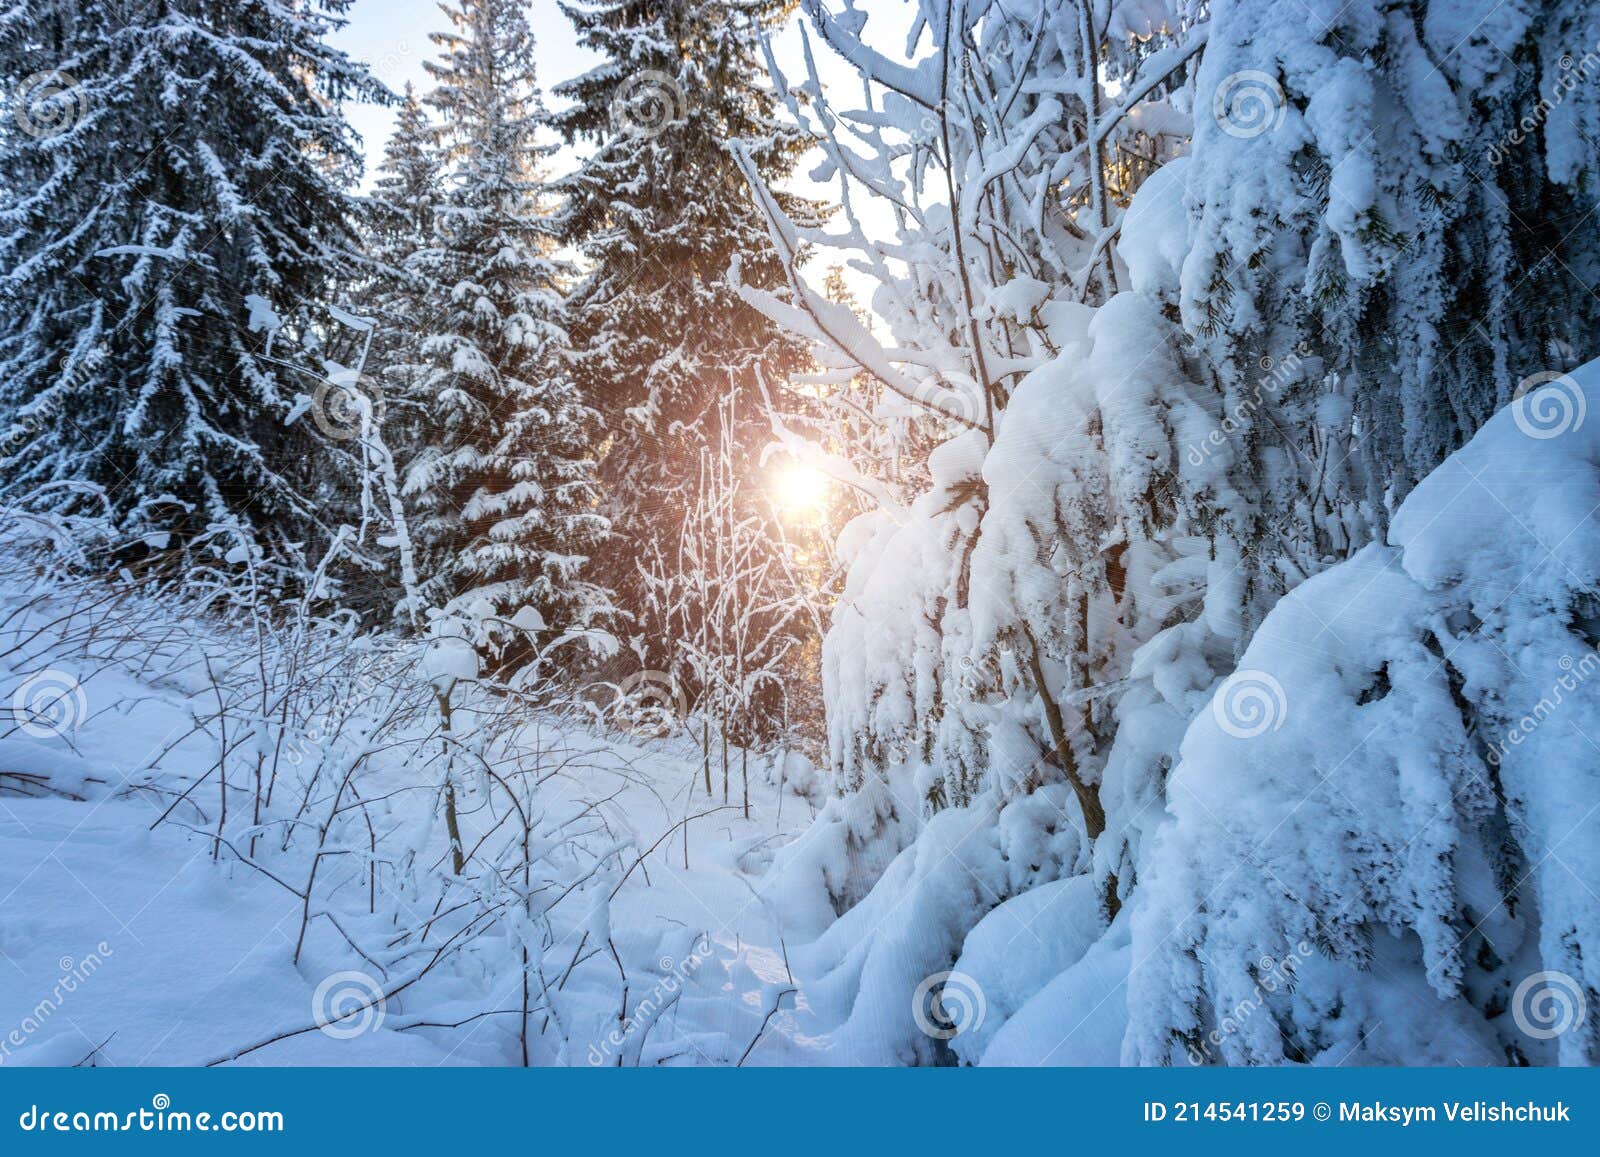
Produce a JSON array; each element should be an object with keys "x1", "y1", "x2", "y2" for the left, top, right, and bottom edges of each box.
[{"x1": 772, "y1": 462, "x2": 831, "y2": 519}]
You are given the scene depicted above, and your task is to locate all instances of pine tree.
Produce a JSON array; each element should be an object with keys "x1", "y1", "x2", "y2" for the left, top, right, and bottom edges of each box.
[
  {"x1": 0, "y1": 0, "x2": 384, "y2": 558},
  {"x1": 549, "y1": 0, "x2": 819, "y2": 667},
  {"x1": 406, "y1": 0, "x2": 610, "y2": 636}
]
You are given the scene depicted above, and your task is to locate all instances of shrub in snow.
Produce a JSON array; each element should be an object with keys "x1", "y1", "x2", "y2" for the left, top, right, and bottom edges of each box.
[
  {"x1": 0, "y1": 530, "x2": 662, "y2": 1066},
  {"x1": 767, "y1": 783, "x2": 1087, "y2": 1063}
]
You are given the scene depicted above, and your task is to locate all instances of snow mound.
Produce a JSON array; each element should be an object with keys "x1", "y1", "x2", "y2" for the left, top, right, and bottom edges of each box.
[
  {"x1": 980, "y1": 918, "x2": 1132, "y2": 1066},
  {"x1": 1125, "y1": 358, "x2": 1600, "y2": 1066},
  {"x1": 1118, "y1": 154, "x2": 1191, "y2": 297},
  {"x1": 949, "y1": 874, "x2": 1106, "y2": 1064},
  {"x1": 779, "y1": 785, "x2": 1086, "y2": 1064}
]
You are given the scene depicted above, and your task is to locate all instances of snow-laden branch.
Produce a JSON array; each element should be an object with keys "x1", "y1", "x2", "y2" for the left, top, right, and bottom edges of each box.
[
  {"x1": 798, "y1": 0, "x2": 942, "y2": 109},
  {"x1": 727, "y1": 145, "x2": 983, "y2": 432}
]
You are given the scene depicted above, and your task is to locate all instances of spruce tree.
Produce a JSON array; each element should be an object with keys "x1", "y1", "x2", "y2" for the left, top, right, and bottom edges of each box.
[
  {"x1": 0, "y1": 0, "x2": 384, "y2": 558},
  {"x1": 361, "y1": 83, "x2": 446, "y2": 512},
  {"x1": 549, "y1": 0, "x2": 819, "y2": 665},
  {"x1": 1181, "y1": 0, "x2": 1600, "y2": 635},
  {"x1": 366, "y1": 83, "x2": 446, "y2": 331},
  {"x1": 407, "y1": 0, "x2": 610, "y2": 635}
]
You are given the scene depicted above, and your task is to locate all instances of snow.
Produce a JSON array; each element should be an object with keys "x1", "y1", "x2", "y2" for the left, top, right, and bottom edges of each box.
[
  {"x1": 1124, "y1": 357, "x2": 1600, "y2": 1066},
  {"x1": 326, "y1": 304, "x2": 375, "y2": 333},
  {"x1": 980, "y1": 923, "x2": 1132, "y2": 1066},
  {"x1": 419, "y1": 634, "x2": 479, "y2": 693},
  {"x1": 0, "y1": 799, "x2": 457, "y2": 1067},
  {"x1": 927, "y1": 428, "x2": 987, "y2": 490},
  {"x1": 1117, "y1": 154, "x2": 1191, "y2": 297},
  {"x1": 948, "y1": 875, "x2": 1106, "y2": 1064},
  {"x1": 4, "y1": 0, "x2": 1598, "y2": 1074},
  {"x1": 508, "y1": 605, "x2": 547, "y2": 633},
  {"x1": 0, "y1": 528, "x2": 1110, "y2": 1069},
  {"x1": 0, "y1": 562, "x2": 838, "y2": 1067}
]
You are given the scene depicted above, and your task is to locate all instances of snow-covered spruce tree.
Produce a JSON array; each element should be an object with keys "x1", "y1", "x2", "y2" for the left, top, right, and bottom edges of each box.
[
  {"x1": 0, "y1": 0, "x2": 384, "y2": 557},
  {"x1": 405, "y1": 0, "x2": 610, "y2": 638},
  {"x1": 364, "y1": 83, "x2": 447, "y2": 343},
  {"x1": 744, "y1": 0, "x2": 1600, "y2": 1065},
  {"x1": 1121, "y1": 361, "x2": 1600, "y2": 1067},
  {"x1": 549, "y1": 0, "x2": 819, "y2": 674},
  {"x1": 1178, "y1": 0, "x2": 1600, "y2": 639},
  {"x1": 732, "y1": 0, "x2": 1218, "y2": 1061}
]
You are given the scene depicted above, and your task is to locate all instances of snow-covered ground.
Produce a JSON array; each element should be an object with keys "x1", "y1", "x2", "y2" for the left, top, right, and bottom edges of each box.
[
  {"x1": 0, "y1": 564, "x2": 845, "y2": 1067},
  {"x1": 0, "y1": 725, "x2": 843, "y2": 1067},
  {"x1": 0, "y1": 795, "x2": 455, "y2": 1066},
  {"x1": 0, "y1": 749, "x2": 830, "y2": 1068}
]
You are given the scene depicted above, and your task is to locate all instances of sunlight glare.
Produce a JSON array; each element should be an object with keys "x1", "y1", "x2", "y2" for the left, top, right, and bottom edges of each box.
[{"x1": 773, "y1": 462, "x2": 831, "y2": 518}]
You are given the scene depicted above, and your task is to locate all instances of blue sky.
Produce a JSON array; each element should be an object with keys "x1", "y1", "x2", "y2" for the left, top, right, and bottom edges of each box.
[
  {"x1": 331, "y1": 0, "x2": 600, "y2": 186},
  {"x1": 330, "y1": 0, "x2": 855, "y2": 186},
  {"x1": 330, "y1": 0, "x2": 887, "y2": 304}
]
